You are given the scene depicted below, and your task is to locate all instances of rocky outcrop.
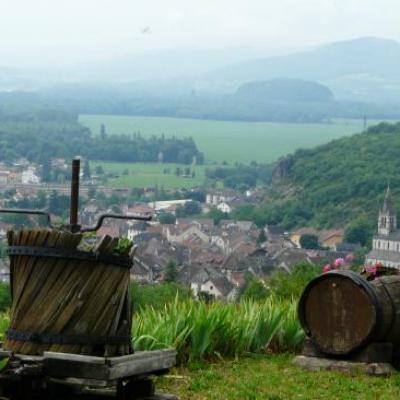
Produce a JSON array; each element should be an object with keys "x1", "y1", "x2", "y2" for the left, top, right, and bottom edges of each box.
[{"x1": 272, "y1": 155, "x2": 294, "y2": 184}]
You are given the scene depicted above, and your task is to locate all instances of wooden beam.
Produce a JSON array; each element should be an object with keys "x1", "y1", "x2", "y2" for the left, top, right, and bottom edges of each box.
[{"x1": 43, "y1": 349, "x2": 177, "y2": 380}]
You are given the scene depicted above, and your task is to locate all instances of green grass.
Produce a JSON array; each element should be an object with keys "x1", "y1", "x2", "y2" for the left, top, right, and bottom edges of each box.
[
  {"x1": 157, "y1": 354, "x2": 400, "y2": 400},
  {"x1": 91, "y1": 161, "x2": 210, "y2": 189},
  {"x1": 80, "y1": 114, "x2": 383, "y2": 164}
]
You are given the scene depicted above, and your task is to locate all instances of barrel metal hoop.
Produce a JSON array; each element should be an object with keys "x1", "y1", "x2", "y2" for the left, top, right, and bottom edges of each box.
[
  {"x1": 374, "y1": 278, "x2": 397, "y2": 339},
  {"x1": 7, "y1": 246, "x2": 132, "y2": 269},
  {"x1": 6, "y1": 329, "x2": 132, "y2": 345}
]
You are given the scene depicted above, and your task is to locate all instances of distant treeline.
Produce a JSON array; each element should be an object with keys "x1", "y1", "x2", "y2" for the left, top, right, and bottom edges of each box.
[
  {"x1": 24, "y1": 81, "x2": 400, "y2": 123},
  {"x1": 0, "y1": 103, "x2": 203, "y2": 164},
  {"x1": 206, "y1": 164, "x2": 273, "y2": 189},
  {"x1": 3, "y1": 87, "x2": 400, "y2": 123}
]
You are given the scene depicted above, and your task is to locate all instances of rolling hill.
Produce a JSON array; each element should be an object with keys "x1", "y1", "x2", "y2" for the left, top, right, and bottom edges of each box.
[
  {"x1": 206, "y1": 37, "x2": 400, "y2": 103},
  {"x1": 252, "y1": 122, "x2": 400, "y2": 229},
  {"x1": 235, "y1": 79, "x2": 334, "y2": 103}
]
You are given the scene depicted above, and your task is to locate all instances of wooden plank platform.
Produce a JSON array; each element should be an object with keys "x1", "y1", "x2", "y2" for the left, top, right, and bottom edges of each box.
[{"x1": 43, "y1": 349, "x2": 177, "y2": 380}]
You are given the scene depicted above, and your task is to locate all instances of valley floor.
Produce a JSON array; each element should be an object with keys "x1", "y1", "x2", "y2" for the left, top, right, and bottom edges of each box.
[{"x1": 156, "y1": 354, "x2": 400, "y2": 400}]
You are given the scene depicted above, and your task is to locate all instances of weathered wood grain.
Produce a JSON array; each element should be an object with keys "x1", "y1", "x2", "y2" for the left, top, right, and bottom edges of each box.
[{"x1": 43, "y1": 349, "x2": 177, "y2": 380}]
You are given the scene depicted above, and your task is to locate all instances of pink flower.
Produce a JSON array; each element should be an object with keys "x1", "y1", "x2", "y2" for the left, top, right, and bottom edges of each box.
[
  {"x1": 334, "y1": 258, "x2": 345, "y2": 268},
  {"x1": 323, "y1": 264, "x2": 331, "y2": 273},
  {"x1": 345, "y1": 254, "x2": 354, "y2": 263}
]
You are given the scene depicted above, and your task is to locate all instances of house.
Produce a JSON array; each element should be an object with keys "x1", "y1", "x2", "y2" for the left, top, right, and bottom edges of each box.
[
  {"x1": 319, "y1": 229, "x2": 345, "y2": 250},
  {"x1": 190, "y1": 267, "x2": 238, "y2": 301},
  {"x1": 289, "y1": 228, "x2": 319, "y2": 248},
  {"x1": 176, "y1": 218, "x2": 214, "y2": 233},
  {"x1": 149, "y1": 200, "x2": 191, "y2": 213},
  {"x1": 164, "y1": 224, "x2": 210, "y2": 245},
  {"x1": 97, "y1": 223, "x2": 120, "y2": 238},
  {"x1": 217, "y1": 202, "x2": 232, "y2": 214},
  {"x1": 366, "y1": 187, "x2": 400, "y2": 268},
  {"x1": 290, "y1": 227, "x2": 344, "y2": 250},
  {"x1": 21, "y1": 167, "x2": 40, "y2": 184},
  {"x1": 127, "y1": 204, "x2": 154, "y2": 217},
  {"x1": 265, "y1": 225, "x2": 285, "y2": 242},
  {"x1": 222, "y1": 248, "x2": 274, "y2": 277},
  {"x1": 127, "y1": 221, "x2": 150, "y2": 240},
  {"x1": 270, "y1": 248, "x2": 348, "y2": 272},
  {"x1": 206, "y1": 191, "x2": 235, "y2": 206},
  {"x1": 0, "y1": 171, "x2": 10, "y2": 184},
  {"x1": 134, "y1": 234, "x2": 189, "y2": 280},
  {"x1": 131, "y1": 259, "x2": 153, "y2": 283}
]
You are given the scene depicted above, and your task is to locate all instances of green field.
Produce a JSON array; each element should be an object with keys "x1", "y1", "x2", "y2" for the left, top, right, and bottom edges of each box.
[
  {"x1": 91, "y1": 161, "x2": 210, "y2": 189},
  {"x1": 80, "y1": 114, "x2": 383, "y2": 164}
]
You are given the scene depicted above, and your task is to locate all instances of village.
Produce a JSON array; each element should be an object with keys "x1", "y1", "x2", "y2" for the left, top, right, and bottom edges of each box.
[{"x1": 0, "y1": 156, "x2": 360, "y2": 301}]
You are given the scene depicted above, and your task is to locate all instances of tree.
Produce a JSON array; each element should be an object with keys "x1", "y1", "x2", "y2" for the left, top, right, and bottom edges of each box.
[
  {"x1": 41, "y1": 155, "x2": 52, "y2": 182},
  {"x1": 269, "y1": 263, "x2": 320, "y2": 299},
  {"x1": 164, "y1": 261, "x2": 178, "y2": 283},
  {"x1": 187, "y1": 190, "x2": 205, "y2": 203},
  {"x1": 176, "y1": 201, "x2": 202, "y2": 217},
  {"x1": 345, "y1": 216, "x2": 373, "y2": 247},
  {"x1": 241, "y1": 278, "x2": 269, "y2": 301},
  {"x1": 83, "y1": 160, "x2": 91, "y2": 180},
  {"x1": 300, "y1": 234, "x2": 320, "y2": 249},
  {"x1": 100, "y1": 123, "x2": 107, "y2": 141},
  {"x1": 257, "y1": 229, "x2": 267, "y2": 244},
  {"x1": 182, "y1": 201, "x2": 202, "y2": 216},
  {"x1": 232, "y1": 204, "x2": 255, "y2": 221},
  {"x1": 95, "y1": 165, "x2": 105, "y2": 175},
  {"x1": 158, "y1": 212, "x2": 176, "y2": 225},
  {"x1": 206, "y1": 208, "x2": 229, "y2": 225}
]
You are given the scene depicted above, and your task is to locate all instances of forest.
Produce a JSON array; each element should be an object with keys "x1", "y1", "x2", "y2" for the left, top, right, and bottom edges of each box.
[
  {"x1": 0, "y1": 104, "x2": 203, "y2": 164},
  {"x1": 244, "y1": 122, "x2": 400, "y2": 229}
]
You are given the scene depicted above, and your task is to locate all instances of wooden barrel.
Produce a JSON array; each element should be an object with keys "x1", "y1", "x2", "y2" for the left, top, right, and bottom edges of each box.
[
  {"x1": 298, "y1": 270, "x2": 400, "y2": 355},
  {"x1": 4, "y1": 229, "x2": 133, "y2": 357}
]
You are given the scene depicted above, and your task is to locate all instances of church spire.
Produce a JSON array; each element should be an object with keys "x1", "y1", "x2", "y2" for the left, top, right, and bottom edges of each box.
[
  {"x1": 382, "y1": 185, "x2": 395, "y2": 214},
  {"x1": 378, "y1": 186, "x2": 397, "y2": 236}
]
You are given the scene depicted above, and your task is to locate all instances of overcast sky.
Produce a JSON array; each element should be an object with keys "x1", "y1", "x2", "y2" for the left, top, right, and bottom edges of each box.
[{"x1": 1, "y1": 0, "x2": 399, "y2": 67}]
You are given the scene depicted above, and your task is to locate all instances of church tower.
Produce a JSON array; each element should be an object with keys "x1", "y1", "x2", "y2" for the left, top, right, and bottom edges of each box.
[{"x1": 378, "y1": 186, "x2": 397, "y2": 236}]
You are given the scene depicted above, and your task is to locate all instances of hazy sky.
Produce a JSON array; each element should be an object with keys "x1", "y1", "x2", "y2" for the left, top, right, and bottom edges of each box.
[{"x1": 1, "y1": 0, "x2": 399, "y2": 67}]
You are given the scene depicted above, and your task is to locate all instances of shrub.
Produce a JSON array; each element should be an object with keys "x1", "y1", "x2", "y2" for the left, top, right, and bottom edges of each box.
[
  {"x1": 0, "y1": 283, "x2": 11, "y2": 312},
  {"x1": 130, "y1": 282, "x2": 192, "y2": 312},
  {"x1": 268, "y1": 263, "x2": 320, "y2": 299}
]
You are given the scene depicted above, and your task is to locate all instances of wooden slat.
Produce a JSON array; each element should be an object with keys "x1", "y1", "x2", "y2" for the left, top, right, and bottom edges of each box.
[
  {"x1": 108, "y1": 352, "x2": 176, "y2": 380},
  {"x1": 43, "y1": 349, "x2": 177, "y2": 380},
  {"x1": 107, "y1": 349, "x2": 177, "y2": 366}
]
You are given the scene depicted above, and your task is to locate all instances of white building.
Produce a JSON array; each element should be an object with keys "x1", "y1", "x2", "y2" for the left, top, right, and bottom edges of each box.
[
  {"x1": 366, "y1": 187, "x2": 400, "y2": 268},
  {"x1": 21, "y1": 167, "x2": 40, "y2": 184},
  {"x1": 217, "y1": 202, "x2": 232, "y2": 214},
  {"x1": 0, "y1": 171, "x2": 9, "y2": 184}
]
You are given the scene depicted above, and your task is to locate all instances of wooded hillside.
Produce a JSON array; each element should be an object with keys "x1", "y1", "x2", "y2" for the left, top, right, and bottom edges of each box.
[{"x1": 252, "y1": 122, "x2": 400, "y2": 228}]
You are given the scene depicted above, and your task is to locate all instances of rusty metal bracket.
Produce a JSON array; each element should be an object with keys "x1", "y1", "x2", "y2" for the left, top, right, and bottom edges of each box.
[{"x1": 81, "y1": 213, "x2": 152, "y2": 233}]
